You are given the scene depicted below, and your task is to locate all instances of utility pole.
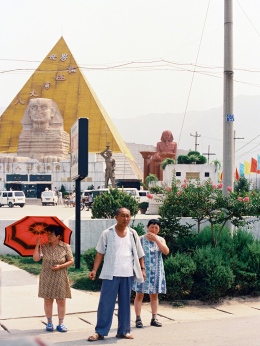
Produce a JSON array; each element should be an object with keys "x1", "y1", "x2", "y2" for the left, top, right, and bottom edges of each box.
[
  {"x1": 190, "y1": 131, "x2": 201, "y2": 151},
  {"x1": 234, "y1": 130, "x2": 244, "y2": 153},
  {"x1": 202, "y1": 145, "x2": 215, "y2": 164},
  {"x1": 223, "y1": 0, "x2": 234, "y2": 195},
  {"x1": 234, "y1": 131, "x2": 244, "y2": 169}
]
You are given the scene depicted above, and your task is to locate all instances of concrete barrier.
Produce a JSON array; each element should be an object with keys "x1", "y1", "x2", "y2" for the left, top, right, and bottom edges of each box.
[{"x1": 1, "y1": 216, "x2": 260, "y2": 255}]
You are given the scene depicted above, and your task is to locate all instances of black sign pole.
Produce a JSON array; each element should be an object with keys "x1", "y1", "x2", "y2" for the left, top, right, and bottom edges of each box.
[
  {"x1": 75, "y1": 178, "x2": 81, "y2": 269},
  {"x1": 71, "y1": 118, "x2": 88, "y2": 270}
]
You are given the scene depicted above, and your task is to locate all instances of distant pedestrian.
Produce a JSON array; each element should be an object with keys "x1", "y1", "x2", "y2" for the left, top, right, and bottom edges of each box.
[
  {"x1": 132, "y1": 219, "x2": 169, "y2": 328},
  {"x1": 58, "y1": 191, "x2": 63, "y2": 205}
]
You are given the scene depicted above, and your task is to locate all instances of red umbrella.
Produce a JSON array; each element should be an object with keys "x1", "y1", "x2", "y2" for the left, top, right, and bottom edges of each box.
[{"x1": 4, "y1": 216, "x2": 72, "y2": 257}]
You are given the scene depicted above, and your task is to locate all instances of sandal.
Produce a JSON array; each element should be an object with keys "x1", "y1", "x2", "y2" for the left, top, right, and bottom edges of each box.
[
  {"x1": 88, "y1": 333, "x2": 104, "y2": 341},
  {"x1": 116, "y1": 333, "x2": 134, "y2": 339},
  {"x1": 56, "y1": 324, "x2": 68, "y2": 332},
  {"x1": 46, "y1": 323, "x2": 54, "y2": 332},
  {"x1": 135, "y1": 320, "x2": 143, "y2": 328},
  {"x1": 150, "y1": 319, "x2": 162, "y2": 327}
]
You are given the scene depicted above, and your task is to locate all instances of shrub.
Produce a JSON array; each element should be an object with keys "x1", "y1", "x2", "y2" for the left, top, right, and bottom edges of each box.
[
  {"x1": 192, "y1": 245, "x2": 234, "y2": 302},
  {"x1": 177, "y1": 151, "x2": 207, "y2": 165},
  {"x1": 231, "y1": 241, "x2": 260, "y2": 296},
  {"x1": 91, "y1": 188, "x2": 139, "y2": 218},
  {"x1": 164, "y1": 253, "x2": 196, "y2": 299},
  {"x1": 130, "y1": 221, "x2": 146, "y2": 236},
  {"x1": 138, "y1": 202, "x2": 149, "y2": 210}
]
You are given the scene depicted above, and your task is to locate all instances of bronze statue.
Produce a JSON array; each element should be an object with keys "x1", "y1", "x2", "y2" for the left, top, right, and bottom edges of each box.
[
  {"x1": 156, "y1": 130, "x2": 177, "y2": 159},
  {"x1": 100, "y1": 146, "x2": 116, "y2": 188},
  {"x1": 140, "y1": 130, "x2": 177, "y2": 181}
]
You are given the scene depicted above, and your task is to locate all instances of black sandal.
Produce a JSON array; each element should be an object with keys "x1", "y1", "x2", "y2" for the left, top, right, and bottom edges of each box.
[
  {"x1": 135, "y1": 319, "x2": 143, "y2": 328},
  {"x1": 150, "y1": 319, "x2": 162, "y2": 327}
]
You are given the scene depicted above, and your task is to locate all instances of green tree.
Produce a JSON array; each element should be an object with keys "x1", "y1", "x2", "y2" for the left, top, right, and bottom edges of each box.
[
  {"x1": 91, "y1": 188, "x2": 139, "y2": 218},
  {"x1": 234, "y1": 176, "x2": 251, "y2": 193},
  {"x1": 159, "y1": 177, "x2": 260, "y2": 247}
]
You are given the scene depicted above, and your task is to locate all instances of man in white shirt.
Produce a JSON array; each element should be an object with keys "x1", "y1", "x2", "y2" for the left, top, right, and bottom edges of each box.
[{"x1": 87, "y1": 207, "x2": 145, "y2": 341}]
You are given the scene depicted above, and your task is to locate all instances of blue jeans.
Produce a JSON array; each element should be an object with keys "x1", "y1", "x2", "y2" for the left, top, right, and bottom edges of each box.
[{"x1": 95, "y1": 276, "x2": 133, "y2": 336}]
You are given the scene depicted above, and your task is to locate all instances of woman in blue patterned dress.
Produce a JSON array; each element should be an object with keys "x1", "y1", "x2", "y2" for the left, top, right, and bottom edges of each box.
[{"x1": 132, "y1": 219, "x2": 169, "y2": 328}]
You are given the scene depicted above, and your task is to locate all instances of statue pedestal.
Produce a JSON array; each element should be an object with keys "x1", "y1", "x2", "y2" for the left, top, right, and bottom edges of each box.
[{"x1": 147, "y1": 194, "x2": 164, "y2": 215}]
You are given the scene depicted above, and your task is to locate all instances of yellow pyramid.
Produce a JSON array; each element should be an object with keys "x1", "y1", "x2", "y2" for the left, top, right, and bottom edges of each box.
[{"x1": 0, "y1": 37, "x2": 134, "y2": 160}]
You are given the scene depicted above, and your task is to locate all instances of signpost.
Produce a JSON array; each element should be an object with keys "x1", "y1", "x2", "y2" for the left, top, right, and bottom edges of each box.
[{"x1": 71, "y1": 118, "x2": 88, "y2": 269}]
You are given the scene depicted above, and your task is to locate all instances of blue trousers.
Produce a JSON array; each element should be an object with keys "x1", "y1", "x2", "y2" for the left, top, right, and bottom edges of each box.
[{"x1": 95, "y1": 276, "x2": 133, "y2": 336}]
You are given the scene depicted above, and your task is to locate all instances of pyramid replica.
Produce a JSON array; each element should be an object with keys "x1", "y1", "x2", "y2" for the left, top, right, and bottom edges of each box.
[{"x1": 0, "y1": 37, "x2": 142, "y2": 192}]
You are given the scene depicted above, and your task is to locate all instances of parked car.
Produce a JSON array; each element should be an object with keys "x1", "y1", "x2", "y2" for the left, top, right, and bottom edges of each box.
[
  {"x1": 0, "y1": 190, "x2": 26, "y2": 208},
  {"x1": 41, "y1": 190, "x2": 58, "y2": 206}
]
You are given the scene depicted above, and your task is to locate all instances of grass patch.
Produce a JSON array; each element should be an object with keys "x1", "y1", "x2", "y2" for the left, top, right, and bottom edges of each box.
[
  {"x1": 0, "y1": 254, "x2": 42, "y2": 275},
  {"x1": 0, "y1": 254, "x2": 94, "y2": 289}
]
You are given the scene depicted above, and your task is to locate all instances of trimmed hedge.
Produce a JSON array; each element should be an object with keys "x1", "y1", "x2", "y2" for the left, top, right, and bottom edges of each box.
[{"x1": 82, "y1": 226, "x2": 260, "y2": 302}]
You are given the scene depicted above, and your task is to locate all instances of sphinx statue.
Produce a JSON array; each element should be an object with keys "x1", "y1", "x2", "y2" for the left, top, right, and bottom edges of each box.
[{"x1": 17, "y1": 98, "x2": 70, "y2": 162}]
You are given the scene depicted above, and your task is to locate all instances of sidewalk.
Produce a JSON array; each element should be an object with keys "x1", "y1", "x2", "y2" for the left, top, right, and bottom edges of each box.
[{"x1": 1, "y1": 260, "x2": 260, "y2": 346}]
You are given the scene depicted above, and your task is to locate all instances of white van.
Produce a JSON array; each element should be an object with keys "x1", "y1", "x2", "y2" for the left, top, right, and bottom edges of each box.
[
  {"x1": 41, "y1": 190, "x2": 58, "y2": 206},
  {"x1": 0, "y1": 190, "x2": 26, "y2": 208}
]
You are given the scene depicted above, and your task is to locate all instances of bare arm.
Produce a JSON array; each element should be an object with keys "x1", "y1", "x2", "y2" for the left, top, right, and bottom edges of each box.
[
  {"x1": 88, "y1": 252, "x2": 104, "y2": 280},
  {"x1": 146, "y1": 233, "x2": 169, "y2": 255},
  {"x1": 99, "y1": 149, "x2": 108, "y2": 159},
  {"x1": 52, "y1": 258, "x2": 74, "y2": 271},
  {"x1": 139, "y1": 256, "x2": 146, "y2": 280},
  {"x1": 33, "y1": 238, "x2": 41, "y2": 262}
]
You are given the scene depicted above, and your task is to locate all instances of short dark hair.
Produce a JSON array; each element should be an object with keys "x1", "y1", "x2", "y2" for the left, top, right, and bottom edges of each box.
[
  {"x1": 147, "y1": 219, "x2": 161, "y2": 227},
  {"x1": 115, "y1": 207, "x2": 130, "y2": 216},
  {"x1": 46, "y1": 224, "x2": 64, "y2": 237}
]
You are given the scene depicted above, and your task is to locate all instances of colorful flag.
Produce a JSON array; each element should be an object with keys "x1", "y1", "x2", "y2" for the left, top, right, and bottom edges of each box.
[
  {"x1": 235, "y1": 168, "x2": 240, "y2": 181},
  {"x1": 251, "y1": 158, "x2": 257, "y2": 173},
  {"x1": 239, "y1": 163, "x2": 244, "y2": 176},
  {"x1": 244, "y1": 161, "x2": 251, "y2": 174},
  {"x1": 258, "y1": 155, "x2": 260, "y2": 170},
  {"x1": 219, "y1": 171, "x2": 222, "y2": 181}
]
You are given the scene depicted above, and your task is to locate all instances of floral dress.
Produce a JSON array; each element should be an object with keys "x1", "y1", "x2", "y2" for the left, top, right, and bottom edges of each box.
[
  {"x1": 132, "y1": 235, "x2": 166, "y2": 294},
  {"x1": 38, "y1": 241, "x2": 73, "y2": 299}
]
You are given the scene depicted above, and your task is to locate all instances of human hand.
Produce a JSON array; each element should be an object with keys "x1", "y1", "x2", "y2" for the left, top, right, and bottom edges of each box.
[
  {"x1": 146, "y1": 232, "x2": 157, "y2": 242},
  {"x1": 36, "y1": 237, "x2": 41, "y2": 247},
  {"x1": 88, "y1": 270, "x2": 96, "y2": 280},
  {"x1": 52, "y1": 265, "x2": 61, "y2": 271},
  {"x1": 142, "y1": 269, "x2": 146, "y2": 280}
]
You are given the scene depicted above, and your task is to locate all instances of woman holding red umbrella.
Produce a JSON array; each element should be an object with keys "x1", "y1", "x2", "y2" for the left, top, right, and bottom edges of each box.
[{"x1": 33, "y1": 224, "x2": 74, "y2": 333}]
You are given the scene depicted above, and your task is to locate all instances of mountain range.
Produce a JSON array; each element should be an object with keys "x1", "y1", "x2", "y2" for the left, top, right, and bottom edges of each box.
[
  {"x1": 0, "y1": 94, "x2": 259, "y2": 169},
  {"x1": 112, "y1": 95, "x2": 260, "y2": 168}
]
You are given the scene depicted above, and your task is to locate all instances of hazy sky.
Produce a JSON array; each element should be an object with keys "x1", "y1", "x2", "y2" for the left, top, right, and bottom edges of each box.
[{"x1": 1, "y1": 0, "x2": 260, "y2": 170}]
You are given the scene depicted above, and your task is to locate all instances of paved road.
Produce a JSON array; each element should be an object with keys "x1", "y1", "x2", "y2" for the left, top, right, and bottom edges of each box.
[
  {"x1": 1, "y1": 260, "x2": 260, "y2": 346},
  {"x1": 0, "y1": 201, "x2": 154, "y2": 221}
]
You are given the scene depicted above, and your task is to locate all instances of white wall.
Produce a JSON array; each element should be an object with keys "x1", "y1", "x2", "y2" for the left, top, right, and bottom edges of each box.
[
  {"x1": 163, "y1": 164, "x2": 219, "y2": 186},
  {"x1": 1, "y1": 217, "x2": 260, "y2": 255}
]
